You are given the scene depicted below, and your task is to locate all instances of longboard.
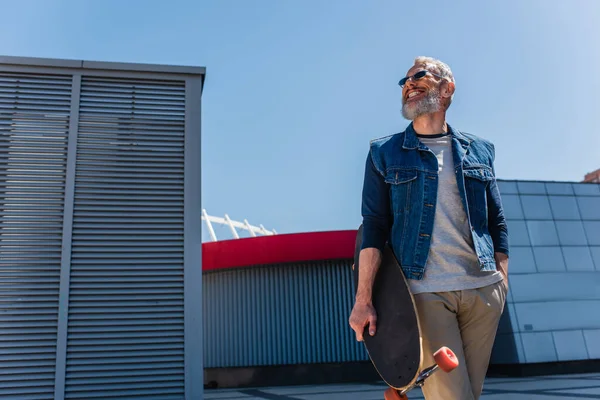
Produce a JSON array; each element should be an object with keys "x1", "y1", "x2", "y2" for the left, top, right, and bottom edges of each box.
[{"x1": 351, "y1": 224, "x2": 458, "y2": 398}]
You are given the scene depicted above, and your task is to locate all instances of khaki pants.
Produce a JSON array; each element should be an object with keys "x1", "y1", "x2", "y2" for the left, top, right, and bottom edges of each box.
[{"x1": 413, "y1": 280, "x2": 508, "y2": 400}]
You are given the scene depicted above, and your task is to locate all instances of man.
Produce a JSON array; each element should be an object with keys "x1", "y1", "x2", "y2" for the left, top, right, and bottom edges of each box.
[{"x1": 348, "y1": 56, "x2": 509, "y2": 400}]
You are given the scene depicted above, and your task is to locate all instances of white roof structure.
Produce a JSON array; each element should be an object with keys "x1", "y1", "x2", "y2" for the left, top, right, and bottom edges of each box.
[{"x1": 202, "y1": 209, "x2": 277, "y2": 241}]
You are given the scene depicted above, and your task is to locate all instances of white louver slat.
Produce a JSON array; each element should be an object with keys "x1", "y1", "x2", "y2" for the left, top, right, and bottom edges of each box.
[
  {"x1": 65, "y1": 76, "x2": 186, "y2": 400},
  {"x1": 0, "y1": 72, "x2": 71, "y2": 400}
]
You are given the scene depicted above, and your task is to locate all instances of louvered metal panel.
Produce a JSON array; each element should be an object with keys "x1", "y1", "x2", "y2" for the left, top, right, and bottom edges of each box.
[
  {"x1": 203, "y1": 260, "x2": 368, "y2": 368},
  {"x1": 0, "y1": 72, "x2": 71, "y2": 400},
  {"x1": 64, "y1": 76, "x2": 186, "y2": 399}
]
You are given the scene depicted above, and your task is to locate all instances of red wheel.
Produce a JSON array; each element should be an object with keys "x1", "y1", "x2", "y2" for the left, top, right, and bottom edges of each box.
[
  {"x1": 433, "y1": 346, "x2": 459, "y2": 373},
  {"x1": 384, "y1": 388, "x2": 407, "y2": 400}
]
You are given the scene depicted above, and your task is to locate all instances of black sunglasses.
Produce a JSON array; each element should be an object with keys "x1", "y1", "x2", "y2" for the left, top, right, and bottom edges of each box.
[{"x1": 398, "y1": 70, "x2": 445, "y2": 87}]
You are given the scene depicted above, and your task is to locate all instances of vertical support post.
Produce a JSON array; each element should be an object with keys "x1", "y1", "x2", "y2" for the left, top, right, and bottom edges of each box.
[
  {"x1": 224, "y1": 214, "x2": 239, "y2": 238},
  {"x1": 184, "y1": 76, "x2": 204, "y2": 399},
  {"x1": 202, "y1": 209, "x2": 217, "y2": 241},
  {"x1": 54, "y1": 73, "x2": 82, "y2": 400},
  {"x1": 244, "y1": 219, "x2": 256, "y2": 237}
]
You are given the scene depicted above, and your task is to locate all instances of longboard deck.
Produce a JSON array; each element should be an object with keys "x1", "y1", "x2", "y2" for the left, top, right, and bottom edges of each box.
[{"x1": 352, "y1": 224, "x2": 423, "y2": 389}]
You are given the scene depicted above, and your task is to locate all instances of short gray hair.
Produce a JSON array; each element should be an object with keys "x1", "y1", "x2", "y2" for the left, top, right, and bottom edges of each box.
[
  {"x1": 413, "y1": 56, "x2": 455, "y2": 106},
  {"x1": 413, "y1": 56, "x2": 455, "y2": 84}
]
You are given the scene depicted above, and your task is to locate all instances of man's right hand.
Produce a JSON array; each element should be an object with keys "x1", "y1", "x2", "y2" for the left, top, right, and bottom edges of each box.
[{"x1": 348, "y1": 301, "x2": 377, "y2": 341}]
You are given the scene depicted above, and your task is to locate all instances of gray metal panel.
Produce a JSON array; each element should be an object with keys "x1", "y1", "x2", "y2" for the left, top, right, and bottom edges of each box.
[
  {"x1": 64, "y1": 75, "x2": 186, "y2": 399},
  {"x1": 0, "y1": 55, "x2": 205, "y2": 77},
  {"x1": 183, "y1": 76, "x2": 204, "y2": 399},
  {"x1": 0, "y1": 55, "x2": 83, "y2": 69},
  {"x1": 82, "y1": 61, "x2": 206, "y2": 77},
  {"x1": 203, "y1": 260, "x2": 367, "y2": 368},
  {"x1": 0, "y1": 70, "x2": 72, "y2": 399},
  {"x1": 54, "y1": 73, "x2": 82, "y2": 400}
]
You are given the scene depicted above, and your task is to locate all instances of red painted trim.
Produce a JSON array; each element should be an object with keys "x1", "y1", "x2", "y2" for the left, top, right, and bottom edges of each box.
[{"x1": 202, "y1": 230, "x2": 357, "y2": 271}]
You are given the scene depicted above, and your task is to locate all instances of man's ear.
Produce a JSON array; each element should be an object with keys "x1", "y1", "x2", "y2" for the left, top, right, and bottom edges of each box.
[{"x1": 442, "y1": 81, "x2": 455, "y2": 98}]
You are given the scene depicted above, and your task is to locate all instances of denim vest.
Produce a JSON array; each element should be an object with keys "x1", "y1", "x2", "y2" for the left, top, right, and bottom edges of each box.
[{"x1": 360, "y1": 123, "x2": 509, "y2": 280}]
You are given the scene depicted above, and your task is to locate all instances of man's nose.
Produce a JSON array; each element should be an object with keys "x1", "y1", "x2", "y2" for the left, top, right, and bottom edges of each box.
[{"x1": 405, "y1": 78, "x2": 417, "y2": 88}]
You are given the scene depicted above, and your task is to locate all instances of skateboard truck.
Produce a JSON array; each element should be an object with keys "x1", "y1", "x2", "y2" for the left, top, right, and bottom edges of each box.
[{"x1": 383, "y1": 346, "x2": 459, "y2": 400}]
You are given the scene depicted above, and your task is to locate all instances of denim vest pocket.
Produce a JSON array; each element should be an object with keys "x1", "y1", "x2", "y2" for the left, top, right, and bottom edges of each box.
[
  {"x1": 384, "y1": 168, "x2": 417, "y2": 216},
  {"x1": 463, "y1": 165, "x2": 494, "y2": 228}
]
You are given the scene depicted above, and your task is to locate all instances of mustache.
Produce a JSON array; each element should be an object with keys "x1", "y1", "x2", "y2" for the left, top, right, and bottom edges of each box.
[{"x1": 401, "y1": 87, "x2": 442, "y2": 120}]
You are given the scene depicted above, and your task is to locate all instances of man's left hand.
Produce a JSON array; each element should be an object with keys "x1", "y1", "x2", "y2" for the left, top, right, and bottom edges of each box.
[{"x1": 494, "y1": 252, "x2": 509, "y2": 289}]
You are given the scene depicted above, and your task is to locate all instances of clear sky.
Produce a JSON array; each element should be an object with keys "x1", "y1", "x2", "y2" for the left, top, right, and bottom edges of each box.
[{"x1": 1, "y1": 0, "x2": 599, "y2": 241}]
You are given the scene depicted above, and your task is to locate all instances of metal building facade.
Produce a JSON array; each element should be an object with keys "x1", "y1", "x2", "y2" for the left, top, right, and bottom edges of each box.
[
  {"x1": 490, "y1": 179, "x2": 600, "y2": 365},
  {"x1": 0, "y1": 56, "x2": 205, "y2": 400},
  {"x1": 202, "y1": 179, "x2": 600, "y2": 388},
  {"x1": 203, "y1": 260, "x2": 364, "y2": 368}
]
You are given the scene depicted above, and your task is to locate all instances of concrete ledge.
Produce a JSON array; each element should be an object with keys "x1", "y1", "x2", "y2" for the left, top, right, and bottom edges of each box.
[
  {"x1": 488, "y1": 359, "x2": 600, "y2": 378},
  {"x1": 204, "y1": 361, "x2": 380, "y2": 389},
  {"x1": 205, "y1": 359, "x2": 600, "y2": 389}
]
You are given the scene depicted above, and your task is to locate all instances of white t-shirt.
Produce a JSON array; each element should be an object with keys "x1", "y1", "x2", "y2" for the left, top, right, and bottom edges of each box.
[{"x1": 408, "y1": 133, "x2": 503, "y2": 294}]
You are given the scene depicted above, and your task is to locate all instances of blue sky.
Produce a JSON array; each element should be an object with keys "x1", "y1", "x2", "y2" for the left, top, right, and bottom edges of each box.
[{"x1": 1, "y1": 0, "x2": 599, "y2": 240}]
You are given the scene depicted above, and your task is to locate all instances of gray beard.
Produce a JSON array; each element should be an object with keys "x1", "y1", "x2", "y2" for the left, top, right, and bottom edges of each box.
[{"x1": 401, "y1": 88, "x2": 442, "y2": 120}]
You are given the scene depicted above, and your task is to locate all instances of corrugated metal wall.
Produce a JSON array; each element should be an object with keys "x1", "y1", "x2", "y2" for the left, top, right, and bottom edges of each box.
[
  {"x1": 203, "y1": 260, "x2": 368, "y2": 368},
  {"x1": 0, "y1": 57, "x2": 204, "y2": 400},
  {"x1": 0, "y1": 70, "x2": 72, "y2": 400},
  {"x1": 64, "y1": 76, "x2": 188, "y2": 399}
]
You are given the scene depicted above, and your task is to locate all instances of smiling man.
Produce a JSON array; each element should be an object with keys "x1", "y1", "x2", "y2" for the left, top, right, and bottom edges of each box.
[{"x1": 349, "y1": 56, "x2": 510, "y2": 400}]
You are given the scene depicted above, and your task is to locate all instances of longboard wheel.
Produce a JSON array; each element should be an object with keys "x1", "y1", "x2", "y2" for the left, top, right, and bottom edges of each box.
[
  {"x1": 384, "y1": 388, "x2": 407, "y2": 400},
  {"x1": 433, "y1": 346, "x2": 459, "y2": 373}
]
